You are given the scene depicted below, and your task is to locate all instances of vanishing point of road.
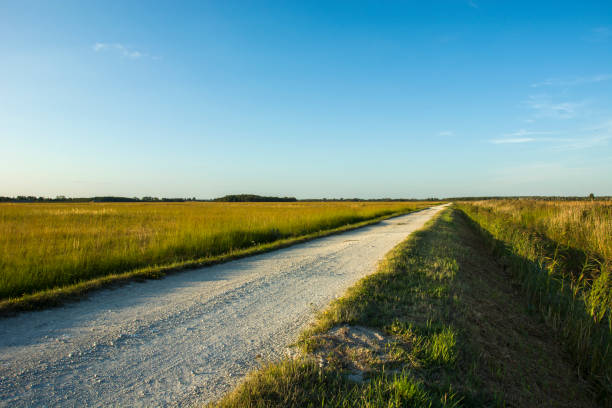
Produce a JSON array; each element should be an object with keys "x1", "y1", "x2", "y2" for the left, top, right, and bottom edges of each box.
[{"x1": 0, "y1": 205, "x2": 447, "y2": 407}]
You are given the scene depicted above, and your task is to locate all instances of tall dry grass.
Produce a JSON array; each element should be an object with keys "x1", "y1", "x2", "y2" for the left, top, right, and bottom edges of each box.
[
  {"x1": 458, "y1": 199, "x2": 611, "y2": 398},
  {"x1": 0, "y1": 201, "x2": 430, "y2": 300},
  {"x1": 468, "y1": 199, "x2": 612, "y2": 261}
]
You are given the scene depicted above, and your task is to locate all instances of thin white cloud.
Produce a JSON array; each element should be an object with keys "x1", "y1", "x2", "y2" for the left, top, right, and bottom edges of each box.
[
  {"x1": 503, "y1": 129, "x2": 557, "y2": 137},
  {"x1": 524, "y1": 95, "x2": 585, "y2": 119},
  {"x1": 582, "y1": 120, "x2": 612, "y2": 133},
  {"x1": 468, "y1": 0, "x2": 478, "y2": 8},
  {"x1": 555, "y1": 135, "x2": 611, "y2": 151},
  {"x1": 490, "y1": 123, "x2": 612, "y2": 150},
  {"x1": 438, "y1": 130, "x2": 454, "y2": 136},
  {"x1": 490, "y1": 129, "x2": 552, "y2": 144},
  {"x1": 489, "y1": 135, "x2": 607, "y2": 148},
  {"x1": 531, "y1": 74, "x2": 612, "y2": 88},
  {"x1": 490, "y1": 137, "x2": 536, "y2": 144},
  {"x1": 93, "y1": 43, "x2": 148, "y2": 59},
  {"x1": 553, "y1": 121, "x2": 612, "y2": 151}
]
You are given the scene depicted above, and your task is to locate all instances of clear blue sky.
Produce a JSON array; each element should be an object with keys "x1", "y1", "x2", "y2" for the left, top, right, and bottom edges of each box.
[{"x1": 1, "y1": 1, "x2": 611, "y2": 198}]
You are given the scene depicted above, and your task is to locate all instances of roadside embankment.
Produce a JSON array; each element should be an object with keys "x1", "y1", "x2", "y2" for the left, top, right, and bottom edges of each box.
[{"x1": 458, "y1": 201, "x2": 611, "y2": 402}]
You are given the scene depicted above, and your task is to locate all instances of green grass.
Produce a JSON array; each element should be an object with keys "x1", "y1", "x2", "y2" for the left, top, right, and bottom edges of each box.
[
  {"x1": 213, "y1": 208, "x2": 596, "y2": 407},
  {"x1": 0, "y1": 201, "x2": 434, "y2": 315},
  {"x1": 457, "y1": 200, "x2": 611, "y2": 400}
]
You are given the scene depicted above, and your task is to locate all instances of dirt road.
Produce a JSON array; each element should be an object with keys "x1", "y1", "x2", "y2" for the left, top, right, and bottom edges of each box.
[{"x1": 0, "y1": 205, "x2": 446, "y2": 407}]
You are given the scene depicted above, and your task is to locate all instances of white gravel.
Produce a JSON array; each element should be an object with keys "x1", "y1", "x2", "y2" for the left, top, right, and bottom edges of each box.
[{"x1": 0, "y1": 205, "x2": 446, "y2": 407}]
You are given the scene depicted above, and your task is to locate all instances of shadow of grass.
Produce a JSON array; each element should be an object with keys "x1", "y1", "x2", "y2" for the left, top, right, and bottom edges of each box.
[{"x1": 456, "y1": 208, "x2": 611, "y2": 403}]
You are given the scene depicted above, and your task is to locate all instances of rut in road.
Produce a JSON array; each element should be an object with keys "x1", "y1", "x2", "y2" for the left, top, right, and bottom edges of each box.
[{"x1": 0, "y1": 205, "x2": 447, "y2": 407}]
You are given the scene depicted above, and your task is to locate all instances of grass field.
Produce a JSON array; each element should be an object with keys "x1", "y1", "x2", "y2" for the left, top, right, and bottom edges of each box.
[
  {"x1": 0, "y1": 201, "x2": 432, "y2": 304},
  {"x1": 457, "y1": 200, "x2": 611, "y2": 399},
  {"x1": 459, "y1": 199, "x2": 611, "y2": 261},
  {"x1": 213, "y1": 207, "x2": 597, "y2": 407}
]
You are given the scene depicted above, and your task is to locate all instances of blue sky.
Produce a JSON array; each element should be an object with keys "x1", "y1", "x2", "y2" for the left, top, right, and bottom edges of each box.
[{"x1": 1, "y1": 1, "x2": 611, "y2": 198}]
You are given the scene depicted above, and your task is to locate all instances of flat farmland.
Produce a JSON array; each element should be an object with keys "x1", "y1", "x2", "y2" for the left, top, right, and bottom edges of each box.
[{"x1": 0, "y1": 201, "x2": 433, "y2": 302}]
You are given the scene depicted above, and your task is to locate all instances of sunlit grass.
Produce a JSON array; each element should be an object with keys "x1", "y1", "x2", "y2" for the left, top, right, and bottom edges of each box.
[
  {"x1": 463, "y1": 199, "x2": 612, "y2": 260},
  {"x1": 0, "y1": 201, "x2": 432, "y2": 300}
]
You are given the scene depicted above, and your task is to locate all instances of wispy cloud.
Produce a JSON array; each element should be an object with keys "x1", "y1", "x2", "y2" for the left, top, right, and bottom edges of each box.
[
  {"x1": 467, "y1": 0, "x2": 478, "y2": 8},
  {"x1": 93, "y1": 43, "x2": 149, "y2": 59},
  {"x1": 556, "y1": 134, "x2": 612, "y2": 151},
  {"x1": 490, "y1": 129, "x2": 554, "y2": 144},
  {"x1": 490, "y1": 137, "x2": 536, "y2": 144},
  {"x1": 554, "y1": 121, "x2": 612, "y2": 151},
  {"x1": 583, "y1": 120, "x2": 612, "y2": 133},
  {"x1": 524, "y1": 95, "x2": 585, "y2": 119},
  {"x1": 438, "y1": 130, "x2": 454, "y2": 136},
  {"x1": 531, "y1": 74, "x2": 612, "y2": 88},
  {"x1": 490, "y1": 136, "x2": 610, "y2": 149},
  {"x1": 489, "y1": 124, "x2": 612, "y2": 150},
  {"x1": 504, "y1": 129, "x2": 557, "y2": 137}
]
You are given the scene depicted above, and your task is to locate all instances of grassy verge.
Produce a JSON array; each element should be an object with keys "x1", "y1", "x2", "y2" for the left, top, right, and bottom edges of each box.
[
  {"x1": 0, "y1": 207, "x2": 427, "y2": 317},
  {"x1": 457, "y1": 202, "x2": 611, "y2": 400},
  {"x1": 213, "y1": 208, "x2": 596, "y2": 407}
]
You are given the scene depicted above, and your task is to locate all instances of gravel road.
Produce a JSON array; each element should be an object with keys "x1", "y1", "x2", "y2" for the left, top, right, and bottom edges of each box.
[{"x1": 0, "y1": 205, "x2": 446, "y2": 407}]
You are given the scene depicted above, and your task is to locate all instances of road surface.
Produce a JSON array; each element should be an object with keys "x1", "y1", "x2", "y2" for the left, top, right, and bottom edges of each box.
[{"x1": 0, "y1": 204, "x2": 446, "y2": 407}]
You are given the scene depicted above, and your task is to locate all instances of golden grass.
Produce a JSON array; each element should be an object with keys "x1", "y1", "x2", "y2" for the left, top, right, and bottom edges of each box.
[
  {"x1": 0, "y1": 201, "x2": 433, "y2": 301},
  {"x1": 465, "y1": 199, "x2": 612, "y2": 260}
]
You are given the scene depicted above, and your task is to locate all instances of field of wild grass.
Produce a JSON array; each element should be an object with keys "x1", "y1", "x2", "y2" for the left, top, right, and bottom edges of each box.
[
  {"x1": 0, "y1": 201, "x2": 430, "y2": 300},
  {"x1": 458, "y1": 199, "x2": 611, "y2": 397},
  {"x1": 466, "y1": 199, "x2": 612, "y2": 261}
]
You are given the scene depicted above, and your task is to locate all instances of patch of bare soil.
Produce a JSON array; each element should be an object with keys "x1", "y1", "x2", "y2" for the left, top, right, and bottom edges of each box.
[{"x1": 304, "y1": 325, "x2": 399, "y2": 382}]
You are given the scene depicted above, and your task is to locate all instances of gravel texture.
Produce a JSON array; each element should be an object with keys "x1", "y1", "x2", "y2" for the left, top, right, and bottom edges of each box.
[{"x1": 0, "y1": 205, "x2": 446, "y2": 407}]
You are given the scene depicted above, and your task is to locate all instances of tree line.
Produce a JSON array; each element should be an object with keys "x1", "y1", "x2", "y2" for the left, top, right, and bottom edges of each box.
[
  {"x1": 2, "y1": 194, "x2": 608, "y2": 203},
  {"x1": 0, "y1": 196, "x2": 198, "y2": 203}
]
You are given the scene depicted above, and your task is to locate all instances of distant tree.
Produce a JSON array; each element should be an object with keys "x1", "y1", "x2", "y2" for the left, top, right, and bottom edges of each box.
[
  {"x1": 92, "y1": 196, "x2": 141, "y2": 202},
  {"x1": 589, "y1": 193, "x2": 595, "y2": 200},
  {"x1": 213, "y1": 194, "x2": 297, "y2": 202}
]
